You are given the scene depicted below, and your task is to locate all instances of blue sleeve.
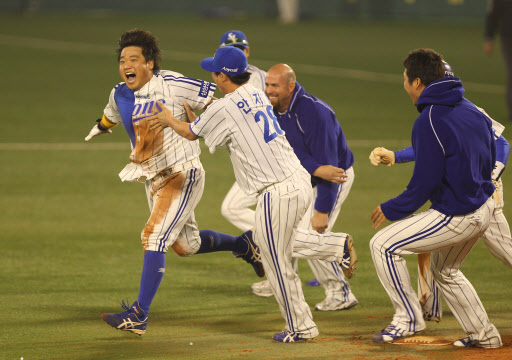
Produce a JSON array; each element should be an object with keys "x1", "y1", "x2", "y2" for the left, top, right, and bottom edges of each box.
[
  {"x1": 395, "y1": 146, "x2": 415, "y2": 163},
  {"x1": 496, "y1": 135, "x2": 510, "y2": 165},
  {"x1": 381, "y1": 114, "x2": 445, "y2": 221},
  {"x1": 297, "y1": 103, "x2": 339, "y2": 213}
]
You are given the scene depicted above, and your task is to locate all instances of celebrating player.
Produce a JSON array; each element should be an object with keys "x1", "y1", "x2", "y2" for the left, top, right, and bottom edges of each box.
[
  {"x1": 217, "y1": 30, "x2": 266, "y2": 236},
  {"x1": 85, "y1": 29, "x2": 265, "y2": 336},
  {"x1": 256, "y1": 64, "x2": 359, "y2": 310},
  {"x1": 216, "y1": 32, "x2": 357, "y2": 311},
  {"x1": 369, "y1": 61, "x2": 511, "y2": 324},
  {"x1": 370, "y1": 48, "x2": 502, "y2": 348},
  {"x1": 147, "y1": 46, "x2": 356, "y2": 342}
]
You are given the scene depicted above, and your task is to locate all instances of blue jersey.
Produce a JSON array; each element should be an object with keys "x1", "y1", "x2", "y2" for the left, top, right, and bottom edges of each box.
[
  {"x1": 381, "y1": 77, "x2": 496, "y2": 221},
  {"x1": 274, "y1": 82, "x2": 354, "y2": 213}
]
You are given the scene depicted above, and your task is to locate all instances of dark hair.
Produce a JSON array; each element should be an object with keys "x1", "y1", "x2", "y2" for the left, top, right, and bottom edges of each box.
[
  {"x1": 214, "y1": 71, "x2": 252, "y2": 85},
  {"x1": 402, "y1": 48, "x2": 444, "y2": 86},
  {"x1": 117, "y1": 29, "x2": 161, "y2": 73}
]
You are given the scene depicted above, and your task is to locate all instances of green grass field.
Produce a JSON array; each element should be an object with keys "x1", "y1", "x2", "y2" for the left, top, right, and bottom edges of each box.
[{"x1": 1, "y1": 12, "x2": 512, "y2": 360}]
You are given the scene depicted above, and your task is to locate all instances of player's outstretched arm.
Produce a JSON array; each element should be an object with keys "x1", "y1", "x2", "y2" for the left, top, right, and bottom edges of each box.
[
  {"x1": 148, "y1": 101, "x2": 198, "y2": 140},
  {"x1": 312, "y1": 165, "x2": 347, "y2": 184},
  {"x1": 85, "y1": 115, "x2": 116, "y2": 141},
  {"x1": 369, "y1": 147, "x2": 395, "y2": 166}
]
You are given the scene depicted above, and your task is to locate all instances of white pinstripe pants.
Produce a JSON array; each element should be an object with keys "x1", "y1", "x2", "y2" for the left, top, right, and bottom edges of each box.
[
  {"x1": 418, "y1": 179, "x2": 512, "y2": 321},
  {"x1": 143, "y1": 166, "x2": 204, "y2": 255},
  {"x1": 254, "y1": 168, "x2": 318, "y2": 337},
  {"x1": 370, "y1": 196, "x2": 501, "y2": 346},
  {"x1": 222, "y1": 168, "x2": 355, "y2": 299}
]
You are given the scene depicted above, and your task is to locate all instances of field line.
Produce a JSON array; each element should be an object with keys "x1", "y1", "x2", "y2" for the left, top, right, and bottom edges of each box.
[
  {"x1": 0, "y1": 140, "x2": 410, "y2": 151},
  {"x1": 0, "y1": 34, "x2": 504, "y2": 94}
]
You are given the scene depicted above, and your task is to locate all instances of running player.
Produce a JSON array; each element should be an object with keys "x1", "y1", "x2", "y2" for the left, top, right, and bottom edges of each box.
[
  {"x1": 370, "y1": 48, "x2": 501, "y2": 348},
  {"x1": 85, "y1": 29, "x2": 264, "y2": 336},
  {"x1": 258, "y1": 64, "x2": 358, "y2": 311},
  {"x1": 147, "y1": 46, "x2": 356, "y2": 342},
  {"x1": 217, "y1": 31, "x2": 357, "y2": 310}
]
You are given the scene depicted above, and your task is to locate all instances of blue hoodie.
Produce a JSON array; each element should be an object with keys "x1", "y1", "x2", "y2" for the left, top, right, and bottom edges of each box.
[
  {"x1": 275, "y1": 82, "x2": 354, "y2": 213},
  {"x1": 381, "y1": 77, "x2": 496, "y2": 221}
]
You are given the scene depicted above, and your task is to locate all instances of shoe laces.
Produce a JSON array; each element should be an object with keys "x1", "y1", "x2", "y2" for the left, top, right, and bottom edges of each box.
[
  {"x1": 382, "y1": 324, "x2": 406, "y2": 338},
  {"x1": 238, "y1": 234, "x2": 261, "y2": 264},
  {"x1": 120, "y1": 299, "x2": 132, "y2": 312}
]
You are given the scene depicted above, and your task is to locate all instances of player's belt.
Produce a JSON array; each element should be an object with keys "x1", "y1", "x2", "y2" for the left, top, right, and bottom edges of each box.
[
  {"x1": 257, "y1": 167, "x2": 310, "y2": 195},
  {"x1": 257, "y1": 173, "x2": 294, "y2": 195},
  {"x1": 136, "y1": 158, "x2": 202, "y2": 183}
]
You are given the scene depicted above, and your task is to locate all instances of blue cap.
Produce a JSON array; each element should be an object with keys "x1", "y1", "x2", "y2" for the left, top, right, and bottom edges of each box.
[
  {"x1": 201, "y1": 46, "x2": 248, "y2": 75},
  {"x1": 219, "y1": 30, "x2": 249, "y2": 49},
  {"x1": 443, "y1": 60, "x2": 454, "y2": 77}
]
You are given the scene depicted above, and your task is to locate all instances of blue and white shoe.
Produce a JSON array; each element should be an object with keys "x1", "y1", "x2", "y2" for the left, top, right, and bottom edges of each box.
[
  {"x1": 453, "y1": 336, "x2": 502, "y2": 348},
  {"x1": 272, "y1": 331, "x2": 313, "y2": 343},
  {"x1": 233, "y1": 230, "x2": 265, "y2": 277},
  {"x1": 372, "y1": 324, "x2": 417, "y2": 343},
  {"x1": 101, "y1": 300, "x2": 148, "y2": 336},
  {"x1": 453, "y1": 337, "x2": 477, "y2": 348},
  {"x1": 340, "y1": 235, "x2": 357, "y2": 279}
]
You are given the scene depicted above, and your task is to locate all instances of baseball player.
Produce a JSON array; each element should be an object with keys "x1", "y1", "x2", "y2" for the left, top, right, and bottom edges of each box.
[
  {"x1": 370, "y1": 61, "x2": 511, "y2": 324},
  {"x1": 218, "y1": 30, "x2": 266, "y2": 233},
  {"x1": 147, "y1": 46, "x2": 356, "y2": 342},
  {"x1": 217, "y1": 32, "x2": 357, "y2": 311},
  {"x1": 370, "y1": 48, "x2": 501, "y2": 348},
  {"x1": 259, "y1": 64, "x2": 359, "y2": 311},
  {"x1": 85, "y1": 29, "x2": 265, "y2": 336}
]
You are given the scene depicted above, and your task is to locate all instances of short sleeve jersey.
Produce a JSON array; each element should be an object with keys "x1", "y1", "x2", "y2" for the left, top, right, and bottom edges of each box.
[
  {"x1": 247, "y1": 64, "x2": 267, "y2": 91},
  {"x1": 190, "y1": 83, "x2": 302, "y2": 195},
  {"x1": 103, "y1": 70, "x2": 216, "y2": 181}
]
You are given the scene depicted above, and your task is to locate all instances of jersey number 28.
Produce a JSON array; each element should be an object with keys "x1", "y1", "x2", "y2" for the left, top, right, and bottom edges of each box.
[{"x1": 255, "y1": 105, "x2": 284, "y2": 143}]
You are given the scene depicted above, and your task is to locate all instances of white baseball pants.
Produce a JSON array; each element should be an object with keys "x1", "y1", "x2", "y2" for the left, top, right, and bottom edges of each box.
[
  {"x1": 254, "y1": 168, "x2": 318, "y2": 338},
  {"x1": 370, "y1": 196, "x2": 501, "y2": 347},
  {"x1": 142, "y1": 166, "x2": 204, "y2": 255},
  {"x1": 418, "y1": 179, "x2": 512, "y2": 322}
]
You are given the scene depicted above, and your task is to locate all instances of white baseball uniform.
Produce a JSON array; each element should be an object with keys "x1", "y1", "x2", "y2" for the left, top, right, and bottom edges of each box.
[
  {"x1": 419, "y1": 117, "x2": 512, "y2": 321},
  {"x1": 220, "y1": 64, "x2": 266, "y2": 230},
  {"x1": 190, "y1": 83, "x2": 347, "y2": 337},
  {"x1": 371, "y1": 197, "x2": 500, "y2": 347},
  {"x1": 220, "y1": 66, "x2": 354, "y2": 303},
  {"x1": 104, "y1": 70, "x2": 216, "y2": 254}
]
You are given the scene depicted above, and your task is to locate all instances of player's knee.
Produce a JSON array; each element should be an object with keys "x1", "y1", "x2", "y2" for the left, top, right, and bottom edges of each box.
[
  {"x1": 369, "y1": 234, "x2": 386, "y2": 253},
  {"x1": 171, "y1": 238, "x2": 196, "y2": 257},
  {"x1": 221, "y1": 199, "x2": 237, "y2": 221}
]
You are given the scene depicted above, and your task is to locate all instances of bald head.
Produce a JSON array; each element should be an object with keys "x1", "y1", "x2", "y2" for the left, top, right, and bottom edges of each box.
[
  {"x1": 265, "y1": 64, "x2": 297, "y2": 112},
  {"x1": 268, "y1": 64, "x2": 296, "y2": 85}
]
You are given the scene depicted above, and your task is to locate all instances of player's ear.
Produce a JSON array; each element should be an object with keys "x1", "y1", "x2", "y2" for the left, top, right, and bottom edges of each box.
[
  {"x1": 244, "y1": 47, "x2": 250, "y2": 58},
  {"x1": 147, "y1": 60, "x2": 154, "y2": 71},
  {"x1": 289, "y1": 81, "x2": 296, "y2": 93}
]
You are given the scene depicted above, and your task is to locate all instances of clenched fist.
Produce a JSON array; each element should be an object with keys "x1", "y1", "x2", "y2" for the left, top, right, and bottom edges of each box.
[{"x1": 369, "y1": 147, "x2": 395, "y2": 166}]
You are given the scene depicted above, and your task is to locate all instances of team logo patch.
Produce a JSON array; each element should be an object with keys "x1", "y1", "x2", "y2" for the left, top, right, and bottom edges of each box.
[
  {"x1": 199, "y1": 81, "x2": 210, "y2": 98},
  {"x1": 222, "y1": 66, "x2": 239, "y2": 73}
]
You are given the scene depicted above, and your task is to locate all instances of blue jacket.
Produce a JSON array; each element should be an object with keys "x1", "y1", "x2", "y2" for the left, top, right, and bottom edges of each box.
[
  {"x1": 381, "y1": 77, "x2": 496, "y2": 221},
  {"x1": 275, "y1": 82, "x2": 354, "y2": 213}
]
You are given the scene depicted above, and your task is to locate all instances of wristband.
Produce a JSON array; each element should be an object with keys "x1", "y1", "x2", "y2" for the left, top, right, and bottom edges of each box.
[{"x1": 96, "y1": 114, "x2": 117, "y2": 131}]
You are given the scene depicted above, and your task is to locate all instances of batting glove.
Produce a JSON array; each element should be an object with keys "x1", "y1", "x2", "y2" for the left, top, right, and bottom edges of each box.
[
  {"x1": 85, "y1": 119, "x2": 112, "y2": 141},
  {"x1": 369, "y1": 147, "x2": 395, "y2": 166},
  {"x1": 492, "y1": 161, "x2": 505, "y2": 181}
]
